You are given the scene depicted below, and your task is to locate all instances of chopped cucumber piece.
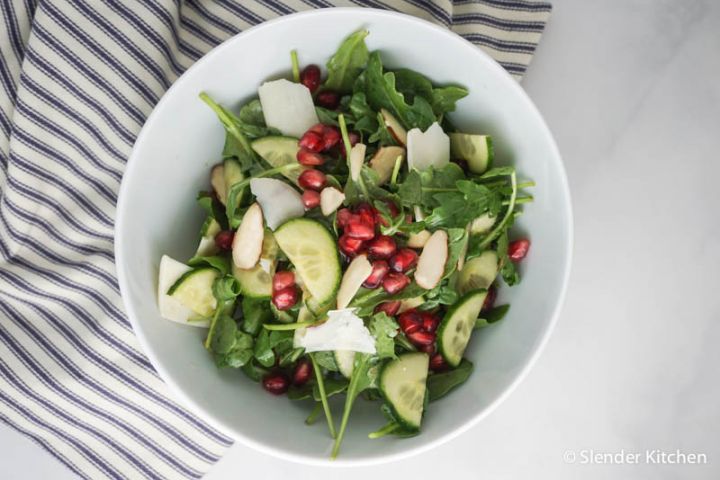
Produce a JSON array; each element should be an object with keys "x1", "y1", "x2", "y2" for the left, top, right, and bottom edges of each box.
[
  {"x1": 450, "y1": 133, "x2": 493, "y2": 174},
  {"x1": 457, "y1": 250, "x2": 498, "y2": 295},
  {"x1": 158, "y1": 255, "x2": 207, "y2": 326},
  {"x1": 232, "y1": 231, "x2": 278, "y2": 298},
  {"x1": 273, "y1": 219, "x2": 341, "y2": 307},
  {"x1": 251, "y1": 136, "x2": 303, "y2": 183},
  {"x1": 438, "y1": 290, "x2": 488, "y2": 367},
  {"x1": 167, "y1": 267, "x2": 219, "y2": 318},
  {"x1": 334, "y1": 350, "x2": 355, "y2": 378},
  {"x1": 224, "y1": 158, "x2": 246, "y2": 209},
  {"x1": 379, "y1": 353, "x2": 429, "y2": 430}
]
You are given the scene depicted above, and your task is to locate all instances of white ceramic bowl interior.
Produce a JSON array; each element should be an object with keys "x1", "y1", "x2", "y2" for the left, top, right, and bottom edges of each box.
[{"x1": 116, "y1": 8, "x2": 572, "y2": 466}]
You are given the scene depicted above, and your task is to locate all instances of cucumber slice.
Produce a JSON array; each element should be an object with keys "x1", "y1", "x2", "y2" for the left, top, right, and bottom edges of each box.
[
  {"x1": 438, "y1": 290, "x2": 488, "y2": 367},
  {"x1": 157, "y1": 255, "x2": 207, "y2": 326},
  {"x1": 167, "y1": 267, "x2": 219, "y2": 317},
  {"x1": 251, "y1": 136, "x2": 303, "y2": 183},
  {"x1": 379, "y1": 353, "x2": 429, "y2": 430},
  {"x1": 335, "y1": 350, "x2": 356, "y2": 378},
  {"x1": 224, "y1": 158, "x2": 246, "y2": 208},
  {"x1": 232, "y1": 231, "x2": 278, "y2": 298},
  {"x1": 196, "y1": 217, "x2": 222, "y2": 256},
  {"x1": 457, "y1": 251, "x2": 498, "y2": 295},
  {"x1": 450, "y1": 133, "x2": 493, "y2": 174},
  {"x1": 273, "y1": 219, "x2": 341, "y2": 307}
]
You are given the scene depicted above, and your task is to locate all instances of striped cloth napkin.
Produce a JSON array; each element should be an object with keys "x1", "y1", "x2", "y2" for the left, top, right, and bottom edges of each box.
[{"x1": 0, "y1": 1, "x2": 551, "y2": 478}]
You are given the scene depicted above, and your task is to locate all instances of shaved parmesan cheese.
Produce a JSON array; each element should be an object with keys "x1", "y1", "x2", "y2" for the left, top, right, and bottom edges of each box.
[
  {"x1": 406, "y1": 122, "x2": 450, "y2": 171},
  {"x1": 294, "y1": 308, "x2": 376, "y2": 354},
  {"x1": 258, "y1": 79, "x2": 319, "y2": 137}
]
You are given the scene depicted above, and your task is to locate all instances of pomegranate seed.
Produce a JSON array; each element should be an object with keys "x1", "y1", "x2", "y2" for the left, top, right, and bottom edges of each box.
[
  {"x1": 367, "y1": 235, "x2": 397, "y2": 259},
  {"x1": 418, "y1": 343, "x2": 436, "y2": 355},
  {"x1": 374, "y1": 300, "x2": 401, "y2": 317},
  {"x1": 262, "y1": 373, "x2": 289, "y2": 395},
  {"x1": 345, "y1": 217, "x2": 375, "y2": 240},
  {"x1": 299, "y1": 131, "x2": 324, "y2": 152},
  {"x1": 321, "y1": 126, "x2": 341, "y2": 151},
  {"x1": 302, "y1": 190, "x2": 321, "y2": 209},
  {"x1": 298, "y1": 169, "x2": 327, "y2": 191},
  {"x1": 316, "y1": 90, "x2": 340, "y2": 109},
  {"x1": 272, "y1": 286, "x2": 298, "y2": 311},
  {"x1": 363, "y1": 260, "x2": 389, "y2": 289},
  {"x1": 382, "y1": 272, "x2": 410, "y2": 294},
  {"x1": 336, "y1": 208, "x2": 352, "y2": 229},
  {"x1": 292, "y1": 359, "x2": 312, "y2": 386},
  {"x1": 338, "y1": 234, "x2": 365, "y2": 257},
  {"x1": 297, "y1": 147, "x2": 325, "y2": 166},
  {"x1": 300, "y1": 64, "x2": 321, "y2": 93},
  {"x1": 430, "y1": 353, "x2": 447, "y2": 372},
  {"x1": 308, "y1": 123, "x2": 325, "y2": 135},
  {"x1": 272, "y1": 271, "x2": 295, "y2": 292},
  {"x1": 508, "y1": 239, "x2": 530, "y2": 262},
  {"x1": 214, "y1": 230, "x2": 234, "y2": 251},
  {"x1": 407, "y1": 330, "x2": 435, "y2": 347},
  {"x1": 355, "y1": 203, "x2": 377, "y2": 228},
  {"x1": 398, "y1": 311, "x2": 422, "y2": 334},
  {"x1": 421, "y1": 312, "x2": 439, "y2": 333},
  {"x1": 482, "y1": 286, "x2": 497, "y2": 312},
  {"x1": 389, "y1": 248, "x2": 418, "y2": 273}
]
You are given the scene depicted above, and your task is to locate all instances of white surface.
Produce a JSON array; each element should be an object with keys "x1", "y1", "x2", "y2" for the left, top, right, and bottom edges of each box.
[
  {"x1": 2, "y1": 0, "x2": 720, "y2": 478},
  {"x1": 114, "y1": 8, "x2": 571, "y2": 466}
]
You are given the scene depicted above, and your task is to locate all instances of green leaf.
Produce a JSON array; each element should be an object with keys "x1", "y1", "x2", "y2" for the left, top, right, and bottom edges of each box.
[
  {"x1": 197, "y1": 192, "x2": 228, "y2": 230},
  {"x1": 240, "y1": 358, "x2": 269, "y2": 381},
  {"x1": 187, "y1": 255, "x2": 230, "y2": 276},
  {"x1": 369, "y1": 313, "x2": 399, "y2": 359},
  {"x1": 312, "y1": 377, "x2": 349, "y2": 401},
  {"x1": 431, "y1": 86, "x2": 468, "y2": 115},
  {"x1": 396, "y1": 163, "x2": 466, "y2": 211},
  {"x1": 332, "y1": 353, "x2": 375, "y2": 457},
  {"x1": 425, "y1": 180, "x2": 503, "y2": 230},
  {"x1": 211, "y1": 314, "x2": 239, "y2": 354},
  {"x1": 348, "y1": 92, "x2": 378, "y2": 136},
  {"x1": 349, "y1": 283, "x2": 427, "y2": 317},
  {"x1": 212, "y1": 275, "x2": 241, "y2": 303},
  {"x1": 443, "y1": 228, "x2": 468, "y2": 279},
  {"x1": 278, "y1": 347, "x2": 305, "y2": 367},
  {"x1": 427, "y1": 359, "x2": 473, "y2": 401},
  {"x1": 324, "y1": 29, "x2": 370, "y2": 94},
  {"x1": 419, "y1": 282, "x2": 458, "y2": 310},
  {"x1": 479, "y1": 166, "x2": 515, "y2": 179},
  {"x1": 364, "y1": 52, "x2": 436, "y2": 131},
  {"x1": 253, "y1": 329, "x2": 275, "y2": 367},
  {"x1": 476, "y1": 304, "x2": 510, "y2": 329},
  {"x1": 315, "y1": 106, "x2": 340, "y2": 126},
  {"x1": 241, "y1": 297, "x2": 271, "y2": 336},
  {"x1": 312, "y1": 351, "x2": 339, "y2": 372},
  {"x1": 496, "y1": 229, "x2": 520, "y2": 286}
]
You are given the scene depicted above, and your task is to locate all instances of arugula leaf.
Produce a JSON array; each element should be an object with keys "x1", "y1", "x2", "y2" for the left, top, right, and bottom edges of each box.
[
  {"x1": 312, "y1": 351, "x2": 339, "y2": 372},
  {"x1": 253, "y1": 329, "x2": 275, "y2": 368},
  {"x1": 197, "y1": 192, "x2": 228, "y2": 230},
  {"x1": 419, "y1": 283, "x2": 458, "y2": 310},
  {"x1": 324, "y1": 30, "x2": 370, "y2": 94},
  {"x1": 425, "y1": 180, "x2": 502, "y2": 229},
  {"x1": 368, "y1": 313, "x2": 399, "y2": 359},
  {"x1": 240, "y1": 297, "x2": 271, "y2": 336},
  {"x1": 443, "y1": 228, "x2": 468, "y2": 279},
  {"x1": 240, "y1": 358, "x2": 269, "y2": 382},
  {"x1": 496, "y1": 229, "x2": 520, "y2": 286},
  {"x1": 367, "y1": 112, "x2": 398, "y2": 146},
  {"x1": 187, "y1": 255, "x2": 230, "y2": 276},
  {"x1": 315, "y1": 106, "x2": 340, "y2": 126},
  {"x1": 309, "y1": 353, "x2": 337, "y2": 438},
  {"x1": 348, "y1": 92, "x2": 378, "y2": 136},
  {"x1": 278, "y1": 347, "x2": 305, "y2": 367},
  {"x1": 211, "y1": 275, "x2": 241, "y2": 303},
  {"x1": 431, "y1": 86, "x2": 468, "y2": 115},
  {"x1": 349, "y1": 283, "x2": 426, "y2": 317},
  {"x1": 364, "y1": 52, "x2": 436, "y2": 131},
  {"x1": 396, "y1": 163, "x2": 465, "y2": 211},
  {"x1": 332, "y1": 353, "x2": 375, "y2": 458},
  {"x1": 427, "y1": 359, "x2": 473, "y2": 401},
  {"x1": 476, "y1": 304, "x2": 510, "y2": 329}
]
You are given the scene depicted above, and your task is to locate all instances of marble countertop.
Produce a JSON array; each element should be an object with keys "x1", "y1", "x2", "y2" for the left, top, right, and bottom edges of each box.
[{"x1": 2, "y1": 0, "x2": 719, "y2": 478}]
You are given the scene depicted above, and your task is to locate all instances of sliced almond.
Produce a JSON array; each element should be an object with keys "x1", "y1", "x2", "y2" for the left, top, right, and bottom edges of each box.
[
  {"x1": 336, "y1": 255, "x2": 373, "y2": 309},
  {"x1": 349, "y1": 143, "x2": 366, "y2": 182},
  {"x1": 414, "y1": 230, "x2": 448, "y2": 290},
  {"x1": 398, "y1": 296, "x2": 425, "y2": 314},
  {"x1": 320, "y1": 187, "x2": 345, "y2": 216},
  {"x1": 381, "y1": 108, "x2": 407, "y2": 146},
  {"x1": 369, "y1": 146, "x2": 405, "y2": 184},
  {"x1": 210, "y1": 164, "x2": 226, "y2": 205},
  {"x1": 407, "y1": 229, "x2": 432, "y2": 249},
  {"x1": 232, "y1": 203, "x2": 264, "y2": 269}
]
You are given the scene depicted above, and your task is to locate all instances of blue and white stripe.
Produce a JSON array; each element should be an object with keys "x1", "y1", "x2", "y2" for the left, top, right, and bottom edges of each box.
[{"x1": 0, "y1": 1, "x2": 550, "y2": 478}]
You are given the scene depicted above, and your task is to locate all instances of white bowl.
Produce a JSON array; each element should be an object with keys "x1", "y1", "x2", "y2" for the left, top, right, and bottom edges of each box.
[{"x1": 115, "y1": 8, "x2": 572, "y2": 466}]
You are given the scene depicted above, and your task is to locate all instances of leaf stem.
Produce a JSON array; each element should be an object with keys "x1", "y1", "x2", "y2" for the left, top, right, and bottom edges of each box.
[
  {"x1": 262, "y1": 321, "x2": 316, "y2": 331},
  {"x1": 199, "y1": 92, "x2": 254, "y2": 155},
  {"x1": 368, "y1": 422, "x2": 399, "y2": 439},
  {"x1": 230, "y1": 163, "x2": 301, "y2": 192},
  {"x1": 332, "y1": 353, "x2": 365, "y2": 459},
  {"x1": 290, "y1": 50, "x2": 300, "y2": 83},
  {"x1": 338, "y1": 114, "x2": 352, "y2": 164},
  {"x1": 478, "y1": 171, "x2": 517, "y2": 250},
  {"x1": 305, "y1": 402, "x2": 322, "y2": 425},
  {"x1": 503, "y1": 195, "x2": 533, "y2": 205},
  {"x1": 390, "y1": 155, "x2": 403, "y2": 187},
  {"x1": 309, "y1": 353, "x2": 336, "y2": 439}
]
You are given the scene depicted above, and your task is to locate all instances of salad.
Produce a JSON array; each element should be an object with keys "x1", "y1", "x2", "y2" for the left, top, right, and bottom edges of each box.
[{"x1": 157, "y1": 30, "x2": 533, "y2": 458}]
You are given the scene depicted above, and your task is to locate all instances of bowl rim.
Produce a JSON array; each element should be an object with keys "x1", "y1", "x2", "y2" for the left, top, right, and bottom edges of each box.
[{"x1": 115, "y1": 7, "x2": 573, "y2": 467}]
